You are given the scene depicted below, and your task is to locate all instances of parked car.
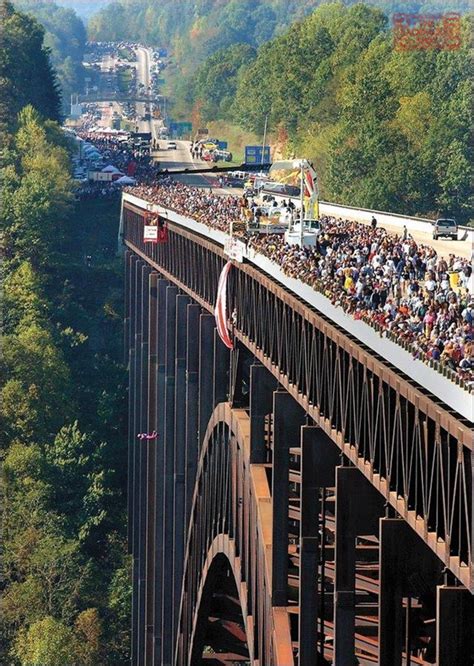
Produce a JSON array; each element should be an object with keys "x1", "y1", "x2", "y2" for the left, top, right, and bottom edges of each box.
[{"x1": 432, "y1": 218, "x2": 457, "y2": 240}]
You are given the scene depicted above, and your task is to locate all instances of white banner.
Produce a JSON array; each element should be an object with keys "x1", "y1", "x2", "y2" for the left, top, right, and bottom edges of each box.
[
  {"x1": 144, "y1": 225, "x2": 158, "y2": 242},
  {"x1": 224, "y1": 238, "x2": 245, "y2": 263}
]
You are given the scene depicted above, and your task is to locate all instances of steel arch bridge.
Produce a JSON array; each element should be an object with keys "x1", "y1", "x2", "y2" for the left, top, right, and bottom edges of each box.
[{"x1": 123, "y1": 199, "x2": 473, "y2": 666}]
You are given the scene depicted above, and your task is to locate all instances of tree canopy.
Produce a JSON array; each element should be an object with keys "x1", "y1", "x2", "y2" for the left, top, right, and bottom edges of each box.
[
  {"x1": 0, "y1": 0, "x2": 62, "y2": 129},
  {"x1": 190, "y1": 2, "x2": 472, "y2": 222},
  {"x1": 1, "y1": 4, "x2": 130, "y2": 663},
  {"x1": 14, "y1": 0, "x2": 87, "y2": 113}
]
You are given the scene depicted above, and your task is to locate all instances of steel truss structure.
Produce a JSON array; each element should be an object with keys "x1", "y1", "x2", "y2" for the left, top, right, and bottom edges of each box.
[{"x1": 124, "y1": 202, "x2": 473, "y2": 665}]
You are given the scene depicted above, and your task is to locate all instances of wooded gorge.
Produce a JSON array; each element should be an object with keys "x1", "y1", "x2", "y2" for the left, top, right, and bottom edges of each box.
[{"x1": 1, "y1": 3, "x2": 130, "y2": 663}]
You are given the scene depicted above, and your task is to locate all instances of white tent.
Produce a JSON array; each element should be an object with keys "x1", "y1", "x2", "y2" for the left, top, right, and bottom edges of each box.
[
  {"x1": 102, "y1": 165, "x2": 122, "y2": 173},
  {"x1": 115, "y1": 175, "x2": 136, "y2": 185}
]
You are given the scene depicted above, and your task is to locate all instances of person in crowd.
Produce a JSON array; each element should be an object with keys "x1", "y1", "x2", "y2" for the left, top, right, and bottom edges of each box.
[{"x1": 109, "y1": 166, "x2": 473, "y2": 386}]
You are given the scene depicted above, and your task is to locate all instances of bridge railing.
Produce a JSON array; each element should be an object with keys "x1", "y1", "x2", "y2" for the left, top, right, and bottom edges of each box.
[{"x1": 123, "y1": 203, "x2": 473, "y2": 591}]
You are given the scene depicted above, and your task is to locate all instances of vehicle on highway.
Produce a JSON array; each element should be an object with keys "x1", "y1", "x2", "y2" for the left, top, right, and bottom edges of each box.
[
  {"x1": 223, "y1": 171, "x2": 247, "y2": 187},
  {"x1": 213, "y1": 149, "x2": 233, "y2": 162},
  {"x1": 167, "y1": 141, "x2": 177, "y2": 150},
  {"x1": 255, "y1": 180, "x2": 301, "y2": 197},
  {"x1": 432, "y1": 218, "x2": 458, "y2": 240}
]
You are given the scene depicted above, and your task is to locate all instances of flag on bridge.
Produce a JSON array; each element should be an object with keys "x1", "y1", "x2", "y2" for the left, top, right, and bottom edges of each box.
[{"x1": 215, "y1": 261, "x2": 233, "y2": 350}]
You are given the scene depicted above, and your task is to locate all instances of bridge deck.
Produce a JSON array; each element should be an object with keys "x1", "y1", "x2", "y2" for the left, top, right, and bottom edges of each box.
[{"x1": 121, "y1": 192, "x2": 473, "y2": 423}]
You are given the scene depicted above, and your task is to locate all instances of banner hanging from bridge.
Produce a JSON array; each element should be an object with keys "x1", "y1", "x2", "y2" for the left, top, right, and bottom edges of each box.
[
  {"x1": 144, "y1": 215, "x2": 168, "y2": 244},
  {"x1": 215, "y1": 261, "x2": 233, "y2": 349}
]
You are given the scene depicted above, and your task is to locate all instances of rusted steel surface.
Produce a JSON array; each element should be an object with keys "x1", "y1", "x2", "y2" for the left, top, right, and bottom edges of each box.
[
  {"x1": 176, "y1": 404, "x2": 293, "y2": 665},
  {"x1": 124, "y1": 210, "x2": 474, "y2": 666},
  {"x1": 124, "y1": 205, "x2": 473, "y2": 591}
]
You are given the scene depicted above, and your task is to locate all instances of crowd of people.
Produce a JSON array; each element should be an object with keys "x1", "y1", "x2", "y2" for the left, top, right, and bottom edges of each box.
[
  {"x1": 78, "y1": 132, "x2": 161, "y2": 180},
  {"x1": 125, "y1": 180, "x2": 473, "y2": 388}
]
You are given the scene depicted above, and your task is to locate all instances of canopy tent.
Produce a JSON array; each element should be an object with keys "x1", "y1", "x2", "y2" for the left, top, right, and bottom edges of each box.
[
  {"x1": 115, "y1": 175, "x2": 136, "y2": 185},
  {"x1": 102, "y1": 165, "x2": 122, "y2": 173}
]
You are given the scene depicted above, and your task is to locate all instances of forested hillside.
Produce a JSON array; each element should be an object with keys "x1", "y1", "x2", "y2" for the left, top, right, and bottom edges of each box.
[
  {"x1": 191, "y1": 3, "x2": 471, "y2": 222},
  {"x1": 88, "y1": 0, "x2": 469, "y2": 70},
  {"x1": 1, "y1": 2, "x2": 129, "y2": 663},
  {"x1": 87, "y1": 0, "x2": 472, "y2": 221},
  {"x1": 13, "y1": 0, "x2": 86, "y2": 112}
]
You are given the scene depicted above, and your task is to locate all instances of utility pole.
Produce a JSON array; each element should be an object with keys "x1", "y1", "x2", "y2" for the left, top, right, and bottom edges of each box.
[
  {"x1": 300, "y1": 162, "x2": 305, "y2": 247},
  {"x1": 261, "y1": 113, "x2": 269, "y2": 167}
]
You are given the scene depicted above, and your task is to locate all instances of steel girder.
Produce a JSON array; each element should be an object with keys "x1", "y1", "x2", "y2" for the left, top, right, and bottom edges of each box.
[{"x1": 124, "y1": 207, "x2": 474, "y2": 666}]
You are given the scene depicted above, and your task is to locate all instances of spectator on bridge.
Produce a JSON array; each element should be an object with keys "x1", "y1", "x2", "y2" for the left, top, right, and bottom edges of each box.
[{"x1": 124, "y1": 179, "x2": 473, "y2": 387}]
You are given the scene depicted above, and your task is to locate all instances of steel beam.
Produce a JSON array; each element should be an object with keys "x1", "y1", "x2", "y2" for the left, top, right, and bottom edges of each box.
[
  {"x1": 249, "y1": 364, "x2": 278, "y2": 464},
  {"x1": 184, "y1": 304, "x2": 201, "y2": 526},
  {"x1": 378, "y1": 518, "x2": 407, "y2": 666},
  {"x1": 127, "y1": 253, "x2": 138, "y2": 552},
  {"x1": 131, "y1": 258, "x2": 144, "y2": 665},
  {"x1": 144, "y1": 272, "x2": 158, "y2": 665},
  {"x1": 172, "y1": 294, "x2": 190, "y2": 649},
  {"x1": 299, "y1": 426, "x2": 320, "y2": 666},
  {"x1": 213, "y1": 328, "x2": 230, "y2": 408},
  {"x1": 138, "y1": 265, "x2": 151, "y2": 665},
  {"x1": 153, "y1": 278, "x2": 169, "y2": 664},
  {"x1": 436, "y1": 585, "x2": 473, "y2": 665},
  {"x1": 271, "y1": 391, "x2": 305, "y2": 606},
  {"x1": 161, "y1": 285, "x2": 178, "y2": 666},
  {"x1": 198, "y1": 313, "x2": 215, "y2": 447},
  {"x1": 299, "y1": 426, "x2": 340, "y2": 665},
  {"x1": 333, "y1": 466, "x2": 383, "y2": 665}
]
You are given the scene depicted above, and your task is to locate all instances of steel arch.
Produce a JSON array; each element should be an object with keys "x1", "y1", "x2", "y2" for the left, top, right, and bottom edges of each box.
[{"x1": 176, "y1": 403, "x2": 294, "y2": 665}]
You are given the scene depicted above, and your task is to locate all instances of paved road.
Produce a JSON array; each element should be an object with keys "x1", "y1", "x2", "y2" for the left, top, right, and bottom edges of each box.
[
  {"x1": 153, "y1": 140, "x2": 226, "y2": 188},
  {"x1": 135, "y1": 47, "x2": 162, "y2": 142}
]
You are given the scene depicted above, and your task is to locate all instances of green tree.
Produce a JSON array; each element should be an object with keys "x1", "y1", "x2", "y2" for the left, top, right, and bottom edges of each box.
[
  {"x1": 0, "y1": 0, "x2": 61, "y2": 130},
  {"x1": 14, "y1": 616, "x2": 80, "y2": 666}
]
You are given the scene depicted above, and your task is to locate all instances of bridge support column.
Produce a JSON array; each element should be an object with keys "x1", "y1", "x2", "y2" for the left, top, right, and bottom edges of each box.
[
  {"x1": 436, "y1": 585, "x2": 473, "y2": 665},
  {"x1": 172, "y1": 295, "x2": 191, "y2": 651},
  {"x1": 213, "y1": 329, "x2": 229, "y2": 407},
  {"x1": 249, "y1": 364, "x2": 278, "y2": 464},
  {"x1": 271, "y1": 392, "x2": 305, "y2": 606},
  {"x1": 378, "y1": 518, "x2": 406, "y2": 666},
  {"x1": 378, "y1": 517, "x2": 444, "y2": 666},
  {"x1": 299, "y1": 427, "x2": 339, "y2": 666},
  {"x1": 185, "y1": 305, "x2": 201, "y2": 524},
  {"x1": 137, "y1": 265, "x2": 151, "y2": 665},
  {"x1": 131, "y1": 259, "x2": 147, "y2": 665},
  {"x1": 161, "y1": 285, "x2": 178, "y2": 666},
  {"x1": 198, "y1": 313, "x2": 215, "y2": 447},
  {"x1": 333, "y1": 466, "x2": 383, "y2": 666},
  {"x1": 144, "y1": 272, "x2": 158, "y2": 665},
  {"x1": 127, "y1": 253, "x2": 138, "y2": 552},
  {"x1": 153, "y1": 278, "x2": 169, "y2": 664}
]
